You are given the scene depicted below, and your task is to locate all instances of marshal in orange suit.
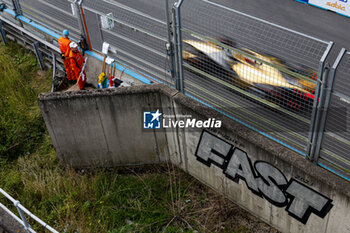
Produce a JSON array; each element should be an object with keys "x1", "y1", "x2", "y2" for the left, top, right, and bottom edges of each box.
[
  {"x1": 58, "y1": 29, "x2": 73, "y2": 81},
  {"x1": 68, "y1": 42, "x2": 86, "y2": 90}
]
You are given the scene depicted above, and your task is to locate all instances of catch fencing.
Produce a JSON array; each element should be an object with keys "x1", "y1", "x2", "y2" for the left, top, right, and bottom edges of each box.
[
  {"x1": 1, "y1": 0, "x2": 12, "y2": 7},
  {"x1": 81, "y1": 0, "x2": 174, "y2": 86},
  {"x1": 19, "y1": 0, "x2": 81, "y2": 40},
  {"x1": 0, "y1": 0, "x2": 349, "y2": 181},
  {"x1": 314, "y1": 49, "x2": 350, "y2": 179},
  {"x1": 176, "y1": 0, "x2": 332, "y2": 158}
]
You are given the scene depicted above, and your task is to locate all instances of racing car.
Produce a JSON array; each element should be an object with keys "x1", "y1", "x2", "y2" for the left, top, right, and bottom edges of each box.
[{"x1": 182, "y1": 36, "x2": 317, "y2": 115}]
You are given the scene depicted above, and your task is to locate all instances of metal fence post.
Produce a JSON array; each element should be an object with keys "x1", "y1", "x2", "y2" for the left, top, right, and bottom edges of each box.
[
  {"x1": 173, "y1": 0, "x2": 185, "y2": 93},
  {"x1": 96, "y1": 13, "x2": 104, "y2": 46},
  {"x1": 306, "y1": 42, "x2": 333, "y2": 160},
  {"x1": 165, "y1": 0, "x2": 176, "y2": 81},
  {"x1": 14, "y1": 201, "x2": 31, "y2": 233},
  {"x1": 171, "y1": 7, "x2": 179, "y2": 89},
  {"x1": 0, "y1": 19, "x2": 7, "y2": 44},
  {"x1": 312, "y1": 48, "x2": 346, "y2": 163},
  {"x1": 74, "y1": 0, "x2": 84, "y2": 36},
  {"x1": 309, "y1": 65, "x2": 329, "y2": 162},
  {"x1": 33, "y1": 42, "x2": 44, "y2": 70},
  {"x1": 74, "y1": 0, "x2": 91, "y2": 50},
  {"x1": 51, "y1": 53, "x2": 56, "y2": 92},
  {"x1": 11, "y1": 0, "x2": 22, "y2": 16},
  {"x1": 78, "y1": 1, "x2": 92, "y2": 50}
]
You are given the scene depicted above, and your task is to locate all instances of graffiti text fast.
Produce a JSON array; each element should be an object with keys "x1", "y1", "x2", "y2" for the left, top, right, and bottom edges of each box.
[{"x1": 195, "y1": 131, "x2": 333, "y2": 224}]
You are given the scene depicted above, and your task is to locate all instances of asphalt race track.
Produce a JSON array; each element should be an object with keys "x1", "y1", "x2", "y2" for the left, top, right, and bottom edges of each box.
[{"x1": 87, "y1": 0, "x2": 349, "y2": 63}]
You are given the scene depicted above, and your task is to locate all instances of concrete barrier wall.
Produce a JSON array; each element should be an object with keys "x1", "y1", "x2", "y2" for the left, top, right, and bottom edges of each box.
[
  {"x1": 38, "y1": 86, "x2": 170, "y2": 167},
  {"x1": 38, "y1": 84, "x2": 350, "y2": 233}
]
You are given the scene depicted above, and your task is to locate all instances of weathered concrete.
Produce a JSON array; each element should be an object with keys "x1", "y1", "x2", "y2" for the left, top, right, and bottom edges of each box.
[
  {"x1": 39, "y1": 86, "x2": 169, "y2": 167},
  {"x1": 38, "y1": 84, "x2": 350, "y2": 233},
  {"x1": 0, "y1": 208, "x2": 25, "y2": 233}
]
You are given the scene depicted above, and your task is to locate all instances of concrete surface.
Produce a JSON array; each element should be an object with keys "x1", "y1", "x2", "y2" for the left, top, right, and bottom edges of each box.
[
  {"x1": 38, "y1": 84, "x2": 350, "y2": 233},
  {"x1": 39, "y1": 86, "x2": 169, "y2": 168},
  {"x1": 0, "y1": 208, "x2": 25, "y2": 233}
]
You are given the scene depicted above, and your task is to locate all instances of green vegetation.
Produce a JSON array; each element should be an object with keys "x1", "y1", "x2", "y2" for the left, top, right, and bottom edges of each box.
[
  {"x1": 0, "y1": 42, "x2": 48, "y2": 160},
  {"x1": 0, "y1": 42, "x2": 276, "y2": 233}
]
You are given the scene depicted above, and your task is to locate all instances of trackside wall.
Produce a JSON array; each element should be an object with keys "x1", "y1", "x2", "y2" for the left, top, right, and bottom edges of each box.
[{"x1": 38, "y1": 84, "x2": 350, "y2": 233}]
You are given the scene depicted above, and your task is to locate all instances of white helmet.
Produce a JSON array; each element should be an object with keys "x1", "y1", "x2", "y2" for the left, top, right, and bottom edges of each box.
[{"x1": 69, "y1": 41, "x2": 78, "y2": 49}]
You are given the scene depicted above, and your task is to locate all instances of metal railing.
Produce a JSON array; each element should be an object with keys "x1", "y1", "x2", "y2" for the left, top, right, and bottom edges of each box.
[
  {"x1": 0, "y1": 0, "x2": 350, "y2": 182},
  {"x1": 0, "y1": 11, "x2": 63, "y2": 70},
  {"x1": 0, "y1": 188, "x2": 59, "y2": 233}
]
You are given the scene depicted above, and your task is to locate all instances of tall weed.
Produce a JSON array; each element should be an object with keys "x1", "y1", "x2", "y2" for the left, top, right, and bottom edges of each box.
[{"x1": 0, "y1": 42, "x2": 49, "y2": 159}]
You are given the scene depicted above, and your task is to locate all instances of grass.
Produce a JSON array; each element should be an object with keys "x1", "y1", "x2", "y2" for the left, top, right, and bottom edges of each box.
[
  {"x1": 0, "y1": 41, "x2": 277, "y2": 233},
  {"x1": 0, "y1": 41, "x2": 48, "y2": 160}
]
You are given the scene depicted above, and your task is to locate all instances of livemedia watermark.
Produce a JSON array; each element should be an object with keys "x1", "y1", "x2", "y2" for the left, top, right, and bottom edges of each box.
[{"x1": 143, "y1": 109, "x2": 222, "y2": 130}]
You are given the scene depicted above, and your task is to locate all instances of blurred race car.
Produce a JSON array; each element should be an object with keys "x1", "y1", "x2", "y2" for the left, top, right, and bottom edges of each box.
[{"x1": 182, "y1": 37, "x2": 317, "y2": 115}]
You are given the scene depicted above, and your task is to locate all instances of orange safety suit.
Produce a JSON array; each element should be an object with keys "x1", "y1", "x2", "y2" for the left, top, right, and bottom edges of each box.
[
  {"x1": 58, "y1": 37, "x2": 73, "y2": 80},
  {"x1": 69, "y1": 49, "x2": 86, "y2": 90}
]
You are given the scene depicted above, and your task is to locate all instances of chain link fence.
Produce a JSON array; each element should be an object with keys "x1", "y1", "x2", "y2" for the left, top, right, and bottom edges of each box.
[
  {"x1": 19, "y1": 0, "x2": 80, "y2": 40},
  {"x1": 81, "y1": 0, "x2": 174, "y2": 86},
  {"x1": 314, "y1": 49, "x2": 350, "y2": 179},
  {"x1": 177, "y1": 0, "x2": 332, "y2": 156},
  {"x1": 1, "y1": 0, "x2": 13, "y2": 8}
]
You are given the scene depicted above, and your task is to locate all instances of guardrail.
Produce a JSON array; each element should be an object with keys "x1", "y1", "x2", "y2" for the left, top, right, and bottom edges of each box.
[
  {"x1": 0, "y1": 7, "x2": 62, "y2": 71},
  {"x1": 0, "y1": 188, "x2": 58, "y2": 233}
]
